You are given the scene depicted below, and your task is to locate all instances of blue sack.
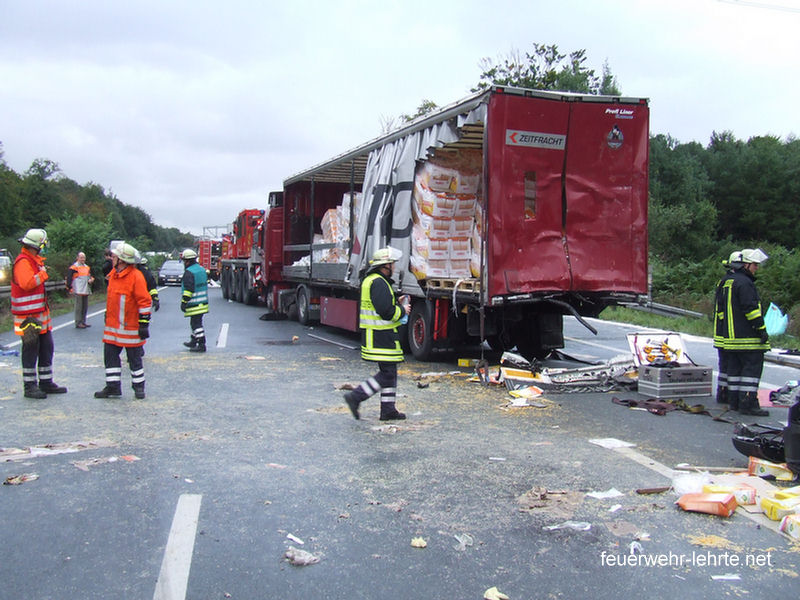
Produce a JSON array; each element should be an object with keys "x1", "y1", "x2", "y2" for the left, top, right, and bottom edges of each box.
[{"x1": 765, "y1": 302, "x2": 788, "y2": 336}]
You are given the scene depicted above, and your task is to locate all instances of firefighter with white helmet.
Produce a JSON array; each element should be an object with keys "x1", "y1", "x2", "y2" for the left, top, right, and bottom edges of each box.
[
  {"x1": 95, "y1": 242, "x2": 152, "y2": 399},
  {"x1": 180, "y1": 248, "x2": 209, "y2": 353},
  {"x1": 713, "y1": 247, "x2": 770, "y2": 417},
  {"x1": 10, "y1": 228, "x2": 68, "y2": 399},
  {"x1": 343, "y1": 246, "x2": 410, "y2": 421},
  {"x1": 135, "y1": 252, "x2": 159, "y2": 312}
]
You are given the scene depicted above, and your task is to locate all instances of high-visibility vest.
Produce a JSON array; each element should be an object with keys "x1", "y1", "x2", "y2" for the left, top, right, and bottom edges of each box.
[
  {"x1": 359, "y1": 272, "x2": 403, "y2": 362},
  {"x1": 103, "y1": 266, "x2": 151, "y2": 347},
  {"x1": 182, "y1": 263, "x2": 209, "y2": 316},
  {"x1": 713, "y1": 269, "x2": 770, "y2": 351},
  {"x1": 69, "y1": 262, "x2": 92, "y2": 294},
  {"x1": 10, "y1": 250, "x2": 48, "y2": 315}
]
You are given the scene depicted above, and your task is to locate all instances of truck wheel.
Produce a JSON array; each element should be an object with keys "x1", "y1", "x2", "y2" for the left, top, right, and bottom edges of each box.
[
  {"x1": 221, "y1": 270, "x2": 230, "y2": 300},
  {"x1": 243, "y1": 274, "x2": 256, "y2": 305},
  {"x1": 232, "y1": 270, "x2": 242, "y2": 303},
  {"x1": 408, "y1": 301, "x2": 434, "y2": 361},
  {"x1": 486, "y1": 331, "x2": 513, "y2": 353},
  {"x1": 265, "y1": 284, "x2": 275, "y2": 311},
  {"x1": 296, "y1": 286, "x2": 311, "y2": 325}
]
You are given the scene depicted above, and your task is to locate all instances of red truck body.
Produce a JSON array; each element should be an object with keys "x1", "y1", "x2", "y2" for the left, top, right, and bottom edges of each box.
[{"x1": 220, "y1": 86, "x2": 650, "y2": 360}]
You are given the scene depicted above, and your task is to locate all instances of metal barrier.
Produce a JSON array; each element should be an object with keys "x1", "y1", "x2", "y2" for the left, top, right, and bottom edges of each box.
[{"x1": 0, "y1": 280, "x2": 64, "y2": 299}]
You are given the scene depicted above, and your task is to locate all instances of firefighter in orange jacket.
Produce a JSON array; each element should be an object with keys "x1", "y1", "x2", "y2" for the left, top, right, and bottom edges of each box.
[
  {"x1": 95, "y1": 242, "x2": 152, "y2": 400},
  {"x1": 10, "y1": 228, "x2": 68, "y2": 399}
]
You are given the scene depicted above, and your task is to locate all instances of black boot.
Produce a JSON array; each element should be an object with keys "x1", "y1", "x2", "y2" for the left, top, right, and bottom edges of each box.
[
  {"x1": 24, "y1": 382, "x2": 47, "y2": 400},
  {"x1": 39, "y1": 380, "x2": 67, "y2": 394},
  {"x1": 183, "y1": 337, "x2": 197, "y2": 349},
  {"x1": 739, "y1": 391, "x2": 769, "y2": 417},
  {"x1": 94, "y1": 383, "x2": 122, "y2": 398},
  {"x1": 344, "y1": 391, "x2": 361, "y2": 420},
  {"x1": 380, "y1": 402, "x2": 406, "y2": 421},
  {"x1": 189, "y1": 340, "x2": 206, "y2": 353},
  {"x1": 716, "y1": 387, "x2": 728, "y2": 404},
  {"x1": 133, "y1": 383, "x2": 145, "y2": 400}
]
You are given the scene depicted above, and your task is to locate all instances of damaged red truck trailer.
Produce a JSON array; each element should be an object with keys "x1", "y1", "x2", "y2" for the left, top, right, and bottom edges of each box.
[{"x1": 221, "y1": 85, "x2": 650, "y2": 361}]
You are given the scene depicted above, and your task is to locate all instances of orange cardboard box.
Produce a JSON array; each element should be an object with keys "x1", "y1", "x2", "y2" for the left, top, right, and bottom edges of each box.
[{"x1": 677, "y1": 493, "x2": 738, "y2": 517}]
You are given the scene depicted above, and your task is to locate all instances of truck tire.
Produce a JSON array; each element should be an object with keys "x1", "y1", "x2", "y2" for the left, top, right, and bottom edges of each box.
[
  {"x1": 243, "y1": 272, "x2": 256, "y2": 306},
  {"x1": 408, "y1": 301, "x2": 434, "y2": 361},
  {"x1": 221, "y1": 269, "x2": 230, "y2": 300},
  {"x1": 239, "y1": 271, "x2": 249, "y2": 305},
  {"x1": 265, "y1": 284, "x2": 275, "y2": 311},
  {"x1": 232, "y1": 270, "x2": 242, "y2": 303},
  {"x1": 296, "y1": 286, "x2": 311, "y2": 325}
]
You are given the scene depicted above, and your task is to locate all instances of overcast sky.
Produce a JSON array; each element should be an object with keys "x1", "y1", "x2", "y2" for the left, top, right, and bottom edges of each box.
[{"x1": 1, "y1": 0, "x2": 798, "y2": 236}]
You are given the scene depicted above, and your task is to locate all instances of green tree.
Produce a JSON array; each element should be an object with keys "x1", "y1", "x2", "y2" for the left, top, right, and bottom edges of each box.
[
  {"x1": 472, "y1": 43, "x2": 620, "y2": 94},
  {"x1": 21, "y1": 158, "x2": 65, "y2": 227},
  {"x1": 46, "y1": 214, "x2": 114, "y2": 274}
]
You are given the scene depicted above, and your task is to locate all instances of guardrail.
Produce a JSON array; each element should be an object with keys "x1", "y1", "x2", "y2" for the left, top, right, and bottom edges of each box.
[
  {"x1": 620, "y1": 301, "x2": 706, "y2": 319},
  {"x1": 0, "y1": 280, "x2": 65, "y2": 299}
]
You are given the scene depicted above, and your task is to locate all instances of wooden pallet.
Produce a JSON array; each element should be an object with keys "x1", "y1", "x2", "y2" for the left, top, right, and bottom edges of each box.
[{"x1": 425, "y1": 278, "x2": 481, "y2": 293}]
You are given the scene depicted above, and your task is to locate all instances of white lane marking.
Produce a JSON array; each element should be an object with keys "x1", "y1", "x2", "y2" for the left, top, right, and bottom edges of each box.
[
  {"x1": 216, "y1": 323, "x2": 229, "y2": 348},
  {"x1": 153, "y1": 494, "x2": 202, "y2": 600}
]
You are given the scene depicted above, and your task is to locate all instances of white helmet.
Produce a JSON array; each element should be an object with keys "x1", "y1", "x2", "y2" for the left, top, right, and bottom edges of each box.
[
  {"x1": 369, "y1": 246, "x2": 402, "y2": 267},
  {"x1": 19, "y1": 228, "x2": 48, "y2": 250},
  {"x1": 181, "y1": 248, "x2": 198, "y2": 260},
  {"x1": 112, "y1": 242, "x2": 139, "y2": 264},
  {"x1": 727, "y1": 250, "x2": 744, "y2": 265},
  {"x1": 741, "y1": 248, "x2": 768, "y2": 264}
]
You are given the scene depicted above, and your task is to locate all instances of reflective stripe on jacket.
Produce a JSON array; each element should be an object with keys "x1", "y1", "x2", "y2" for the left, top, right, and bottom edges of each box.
[
  {"x1": 359, "y1": 271, "x2": 403, "y2": 363},
  {"x1": 11, "y1": 248, "x2": 49, "y2": 316},
  {"x1": 713, "y1": 268, "x2": 769, "y2": 352},
  {"x1": 103, "y1": 265, "x2": 151, "y2": 347},
  {"x1": 182, "y1": 263, "x2": 209, "y2": 316}
]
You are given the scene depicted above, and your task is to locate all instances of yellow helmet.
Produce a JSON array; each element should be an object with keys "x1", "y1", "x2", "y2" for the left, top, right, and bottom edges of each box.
[
  {"x1": 369, "y1": 247, "x2": 402, "y2": 267},
  {"x1": 112, "y1": 242, "x2": 139, "y2": 264},
  {"x1": 741, "y1": 248, "x2": 768, "y2": 264},
  {"x1": 19, "y1": 228, "x2": 48, "y2": 250}
]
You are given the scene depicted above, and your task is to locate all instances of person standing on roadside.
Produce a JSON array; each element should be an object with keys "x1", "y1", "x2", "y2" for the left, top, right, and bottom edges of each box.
[
  {"x1": 95, "y1": 242, "x2": 151, "y2": 400},
  {"x1": 713, "y1": 248, "x2": 770, "y2": 417},
  {"x1": 136, "y1": 254, "x2": 160, "y2": 312},
  {"x1": 712, "y1": 251, "x2": 740, "y2": 406},
  {"x1": 10, "y1": 228, "x2": 68, "y2": 399},
  {"x1": 66, "y1": 251, "x2": 94, "y2": 328},
  {"x1": 180, "y1": 248, "x2": 209, "y2": 353},
  {"x1": 343, "y1": 247, "x2": 410, "y2": 421}
]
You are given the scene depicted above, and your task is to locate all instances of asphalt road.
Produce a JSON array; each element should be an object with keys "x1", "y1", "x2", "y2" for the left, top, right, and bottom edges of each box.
[{"x1": 1, "y1": 287, "x2": 798, "y2": 600}]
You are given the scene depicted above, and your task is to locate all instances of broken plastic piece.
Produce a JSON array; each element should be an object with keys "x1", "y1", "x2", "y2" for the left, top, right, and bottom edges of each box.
[
  {"x1": 484, "y1": 586, "x2": 510, "y2": 600},
  {"x1": 284, "y1": 546, "x2": 319, "y2": 566},
  {"x1": 410, "y1": 537, "x2": 427, "y2": 548},
  {"x1": 543, "y1": 520, "x2": 591, "y2": 531},
  {"x1": 3, "y1": 473, "x2": 39, "y2": 485}
]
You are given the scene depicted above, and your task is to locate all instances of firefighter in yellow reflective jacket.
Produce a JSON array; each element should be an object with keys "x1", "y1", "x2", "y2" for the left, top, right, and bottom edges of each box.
[
  {"x1": 180, "y1": 249, "x2": 209, "y2": 353},
  {"x1": 344, "y1": 247, "x2": 410, "y2": 421},
  {"x1": 713, "y1": 248, "x2": 770, "y2": 417}
]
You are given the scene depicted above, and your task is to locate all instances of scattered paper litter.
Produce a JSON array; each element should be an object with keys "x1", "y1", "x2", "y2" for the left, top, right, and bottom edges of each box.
[
  {"x1": 589, "y1": 438, "x2": 635, "y2": 449},
  {"x1": 587, "y1": 488, "x2": 624, "y2": 500},
  {"x1": 286, "y1": 533, "x2": 304, "y2": 545},
  {"x1": 453, "y1": 533, "x2": 474, "y2": 551},
  {"x1": 711, "y1": 573, "x2": 741, "y2": 581},
  {"x1": 543, "y1": 520, "x2": 591, "y2": 531}
]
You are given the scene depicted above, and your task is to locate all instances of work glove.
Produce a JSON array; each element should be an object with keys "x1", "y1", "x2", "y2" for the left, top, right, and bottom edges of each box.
[
  {"x1": 152, "y1": 297, "x2": 160, "y2": 312},
  {"x1": 759, "y1": 331, "x2": 769, "y2": 344},
  {"x1": 138, "y1": 323, "x2": 150, "y2": 340},
  {"x1": 180, "y1": 299, "x2": 187, "y2": 313}
]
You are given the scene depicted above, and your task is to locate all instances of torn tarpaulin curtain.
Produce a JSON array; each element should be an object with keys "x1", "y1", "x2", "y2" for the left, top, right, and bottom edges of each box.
[{"x1": 347, "y1": 100, "x2": 488, "y2": 291}]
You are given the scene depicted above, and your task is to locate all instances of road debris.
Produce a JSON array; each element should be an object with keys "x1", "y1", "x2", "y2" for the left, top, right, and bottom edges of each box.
[
  {"x1": 676, "y1": 493, "x2": 737, "y2": 517},
  {"x1": 1, "y1": 439, "x2": 116, "y2": 462},
  {"x1": 284, "y1": 546, "x2": 319, "y2": 566},
  {"x1": 453, "y1": 533, "x2": 473, "y2": 551},
  {"x1": 72, "y1": 454, "x2": 140, "y2": 471},
  {"x1": 410, "y1": 537, "x2": 427, "y2": 548},
  {"x1": 483, "y1": 586, "x2": 510, "y2": 600},
  {"x1": 286, "y1": 533, "x2": 304, "y2": 545},
  {"x1": 586, "y1": 488, "x2": 624, "y2": 500},
  {"x1": 4, "y1": 473, "x2": 39, "y2": 485},
  {"x1": 543, "y1": 520, "x2": 591, "y2": 531}
]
